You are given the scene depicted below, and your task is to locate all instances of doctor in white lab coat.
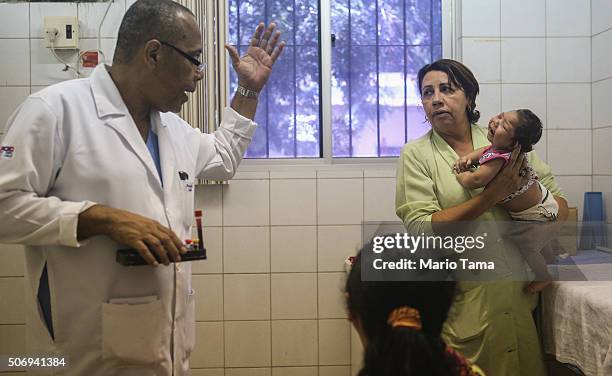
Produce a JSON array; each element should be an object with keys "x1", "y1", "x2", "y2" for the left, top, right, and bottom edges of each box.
[{"x1": 0, "y1": 0, "x2": 285, "y2": 374}]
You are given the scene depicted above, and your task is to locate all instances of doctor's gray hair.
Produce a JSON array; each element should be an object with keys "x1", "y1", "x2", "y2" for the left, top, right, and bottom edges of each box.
[{"x1": 114, "y1": 0, "x2": 195, "y2": 64}]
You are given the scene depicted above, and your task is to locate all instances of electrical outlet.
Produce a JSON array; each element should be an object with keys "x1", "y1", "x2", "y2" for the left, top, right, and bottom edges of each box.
[{"x1": 44, "y1": 16, "x2": 79, "y2": 49}]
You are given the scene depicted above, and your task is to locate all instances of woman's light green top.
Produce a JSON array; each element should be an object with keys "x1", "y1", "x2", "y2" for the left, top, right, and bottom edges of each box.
[{"x1": 396, "y1": 124, "x2": 565, "y2": 376}]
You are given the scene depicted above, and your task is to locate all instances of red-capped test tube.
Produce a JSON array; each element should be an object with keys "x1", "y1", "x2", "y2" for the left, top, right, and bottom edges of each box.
[{"x1": 194, "y1": 210, "x2": 204, "y2": 251}]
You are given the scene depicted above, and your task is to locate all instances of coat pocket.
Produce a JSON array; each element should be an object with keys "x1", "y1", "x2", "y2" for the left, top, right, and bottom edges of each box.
[
  {"x1": 183, "y1": 289, "x2": 196, "y2": 359},
  {"x1": 102, "y1": 296, "x2": 166, "y2": 365}
]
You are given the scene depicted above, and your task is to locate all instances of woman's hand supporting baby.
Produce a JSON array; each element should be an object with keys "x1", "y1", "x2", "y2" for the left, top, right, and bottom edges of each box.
[{"x1": 484, "y1": 146, "x2": 530, "y2": 202}]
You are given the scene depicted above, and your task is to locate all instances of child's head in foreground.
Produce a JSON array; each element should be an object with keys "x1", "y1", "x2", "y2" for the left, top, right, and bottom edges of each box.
[
  {"x1": 487, "y1": 109, "x2": 543, "y2": 152},
  {"x1": 344, "y1": 244, "x2": 458, "y2": 376}
]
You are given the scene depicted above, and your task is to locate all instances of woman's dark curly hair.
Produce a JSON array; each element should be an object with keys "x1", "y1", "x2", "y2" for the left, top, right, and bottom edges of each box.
[{"x1": 418, "y1": 59, "x2": 481, "y2": 124}]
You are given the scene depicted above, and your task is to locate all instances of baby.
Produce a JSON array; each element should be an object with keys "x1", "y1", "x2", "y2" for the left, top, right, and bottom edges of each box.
[{"x1": 453, "y1": 109, "x2": 558, "y2": 293}]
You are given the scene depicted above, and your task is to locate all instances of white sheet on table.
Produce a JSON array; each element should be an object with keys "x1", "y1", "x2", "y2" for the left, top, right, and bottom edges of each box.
[{"x1": 542, "y1": 281, "x2": 612, "y2": 376}]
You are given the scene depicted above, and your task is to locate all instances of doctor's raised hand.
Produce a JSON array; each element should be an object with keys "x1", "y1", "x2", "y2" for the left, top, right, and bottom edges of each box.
[{"x1": 225, "y1": 22, "x2": 286, "y2": 119}]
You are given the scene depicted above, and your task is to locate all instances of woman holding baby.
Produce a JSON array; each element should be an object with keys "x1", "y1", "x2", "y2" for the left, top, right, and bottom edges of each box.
[{"x1": 395, "y1": 59, "x2": 568, "y2": 376}]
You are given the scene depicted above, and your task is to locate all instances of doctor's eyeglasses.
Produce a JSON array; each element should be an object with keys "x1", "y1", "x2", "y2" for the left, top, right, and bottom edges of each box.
[{"x1": 159, "y1": 40, "x2": 205, "y2": 73}]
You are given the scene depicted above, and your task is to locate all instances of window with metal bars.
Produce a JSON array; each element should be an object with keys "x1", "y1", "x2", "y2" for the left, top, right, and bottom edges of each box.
[{"x1": 228, "y1": 0, "x2": 443, "y2": 159}]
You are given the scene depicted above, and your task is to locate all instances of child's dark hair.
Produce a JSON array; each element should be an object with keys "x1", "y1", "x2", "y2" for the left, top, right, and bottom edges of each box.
[
  {"x1": 345, "y1": 245, "x2": 457, "y2": 376},
  {"x1": 514, "y1": 109, "x2": 543, "y2": 153}
]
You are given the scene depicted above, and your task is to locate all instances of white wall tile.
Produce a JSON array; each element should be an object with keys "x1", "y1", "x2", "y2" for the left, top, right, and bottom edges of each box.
[
  {"x1": 320, "y1": 366, "x2": 350, "y2": 376},
  {"x1": 0, "y1": 244, "x2": 25, "y2": 277},
  {"x1": 0, "y1": 3, "x2": 29, "y2": 38},
  {"x1": 546, "y1": 0, "x2": 591, "y2": 37},
  {"x1": 0, "y1": 39, "x2": 30, "y2": 86},
  {"x1": 593, "y1": 176, "x2": 612, "y2": 224},
  {"x1": 227, "y1": 369, "x2": 271, "y2": 376},
  {"x1": 270, "y1": 170, "x2": 317, "y2": 179},
  {"x1": 233, "y1": 171, "x2": 269, "y2": 180},
  {"x1": 193, "y1": 274, "x2": 223, "y2": 321},
  {"x1": 30, "y1": 86, "x2": 48, "y2": 94},
  {"x1": 283, "y1": 368, "x2": 321, "y2": 376},
  {"x1": 223, "y1": 227, "x2": 270, "y2": 273},
  {"x1": 461, "y1": 0, "x2": 500, "y2": 37},
  {"x1": 192, "y1": 322, "x2": 224, "y2": 368},
  {"x1": 0, "y1": 325, "x2": 25, "y2": 355},
  {"x1": 0, "y1": 87, "x2": 30, "y2": 133},
  {"x1": 363, "y1": 178, "x2": 398, "y2": 222},
  {"x1": 271, "y1": 273, "x2": 317, "y2": 319},
  {"x1": 547, "y1": 130, "x2": 591, "y2": 175},
  {"x1": 30, "y1": 38, "x2": 78, "y2": 86},
  {"x1": 593, "y1": 78, "x2": 612, "y2": 128},
  {"x1": 318, "y1": 273, "x2": 347, "y2": 319},
  {"x1": 191, "y1": 227, "x2": 222, "y2": 274},
  {"x1": 30, "y1": 2, "x2": 78, "y2": 39},
  {"x1": 461, "y1": 38, "x2": 501, "y2": 83},
  {"x1": 477, "y1": 83, "x2": 501, "y2": 126},
  {"x1": 318, "y1": 226, "x2": 362, "y2": 272},
  {"x1": 270, "y1": 179, "x2": 316, "y2": 225},
  {"x1": 191, "y1": 370, "x2": 225, "y2": 376},
  {"x1": 0, "y1": 278, "x2": 25, "y2": 324},
  {"x1": 271, "y1": 226, "x2": 317, "y2": 273},
  {"x1": 77, "y1": 0, "x2": 125, "y2": 39},
  {"x1": 195, "y1": 185, "x2": 222, "y2": 227},
  {"x1": 592, "y1": 30, "x2": 612, "y2": 81},
  {"x1": 547, "y1": 38, "x2": 591, "y2": 83},
  {"x1": 593, "y1": 127, "x2": 612, "y2": 175},
  {"x1": 501, "y1": 0, "x2": 545, "y2": 37},
  {"x1": 501, "y1": 38, "x2": 546, "y2": 83},
  {"x1": 224, "y1": 274, "x2": 270, "y2": 320},
  {"x1": 317, "y1": 170, "x2": 363, "y2": 179},
  {"x1": 318, "y1": 320, "x2": 351, "y2": 365},
  {"x1": 223, "y1": 180, "x2": 269, "y2": 226},
  {"x1": 555, "y1": 176, "x2": 592, "y2": 215},
  {"x1": 317, "y1": 179, "x2": 363, "y2": 225},
  {"x1": 546, "y1": 84, "x2": 591, "y2": 129},
  {"x1": 225, "y1": 321, "x2": 271, "y2": 367},
  {"x1": 533, "y1": 130, "x2": 548, "y2": 163},
  {"x1": 501, "y1": 84, "x2": 547, "y2": 127},
  {"x1": 592, "y1": 0, "x2": 612, "y2": 35},
  {"x1": 363, "y1": 168, "x2": 395, "y2": 178},
  {"x1": 272, "y1": 320, "x2": 318, "y2": 366},
  {"x1": 272, "y1": 368, "x2": 316, "y2": 376}
]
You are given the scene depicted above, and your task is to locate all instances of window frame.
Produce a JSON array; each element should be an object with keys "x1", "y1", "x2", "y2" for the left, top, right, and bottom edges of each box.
[{"x1": 227, "y1": 0, "x2": 458, "y2": 168}]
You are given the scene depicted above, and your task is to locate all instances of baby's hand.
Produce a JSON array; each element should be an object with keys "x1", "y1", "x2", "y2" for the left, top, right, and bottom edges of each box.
[{"x1": 453, "y1": 157, "x2": 473, "y2": 173}]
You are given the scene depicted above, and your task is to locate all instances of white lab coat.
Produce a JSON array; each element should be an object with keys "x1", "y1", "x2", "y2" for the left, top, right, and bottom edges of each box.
[{"x1": 0, "y1": 64, "x2": 256, "y2": 375}]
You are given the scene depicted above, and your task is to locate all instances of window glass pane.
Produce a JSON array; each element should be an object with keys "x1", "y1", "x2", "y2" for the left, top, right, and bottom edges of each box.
[
  {"x1": 350, "y1": 46, "x2": 378, "y2": 157},
  {"x1": 228, "y1": 0, "x2": 321, "y2": 158},
  {"x1": 379, "y1": 0, "x2": 404, "y2": 46},
  {"x1": 351, "y1": 1, "x2": 377, "y2": 46},
  {"x1": 331, "y1": 0, "x2": 351, "y2": 157},
  {"x1": 332, "y1": 0, "x2": 443, "y2": 157},
  {"x1": 296, "y1": 45, "x2": 321, "y2": 157},
  {"x1": 268, "y1": 46, "x2": 295, "y2": 158},
  {"x1": 379, "y1": 46, "x2": 406, "y2": 157}
]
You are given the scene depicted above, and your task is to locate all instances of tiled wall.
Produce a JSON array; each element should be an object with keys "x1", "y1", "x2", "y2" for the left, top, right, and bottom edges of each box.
[
  {"x1": 186, "y1": 168, "x2": 399, "y2": 375},
  {"x1": 0, "y1": 1, "x2": 606, "y2": 376},
  {"x1": 0, "y1": 1, "x2": 126, "y2": 141},
  {"x1": 592, "y1": 0, "x2": 612, "y2": 229},
  {"x1": 459, "y1": 0, "x2": 594, "y2": 216}
]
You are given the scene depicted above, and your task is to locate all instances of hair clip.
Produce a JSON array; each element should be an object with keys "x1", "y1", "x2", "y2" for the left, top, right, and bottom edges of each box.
[{"x1": 344, "y1": 256, "x2": 357, "y2": 273}]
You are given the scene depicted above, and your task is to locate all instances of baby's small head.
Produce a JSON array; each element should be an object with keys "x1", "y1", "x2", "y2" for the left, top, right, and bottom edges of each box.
[{"x1": 487, "y1": 109, "x2": 543, "y2": 152}]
